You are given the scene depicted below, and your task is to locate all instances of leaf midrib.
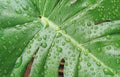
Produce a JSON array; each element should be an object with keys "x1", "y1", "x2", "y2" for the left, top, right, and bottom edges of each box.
[{"x1": 41, "y1": 16, "x2": 119, "y2": 77}]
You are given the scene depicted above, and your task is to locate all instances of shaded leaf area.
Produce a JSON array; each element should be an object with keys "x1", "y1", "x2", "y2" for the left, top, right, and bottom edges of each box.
[{"x1": 0, "y1": 0, "x2": 120, "y2": 77}]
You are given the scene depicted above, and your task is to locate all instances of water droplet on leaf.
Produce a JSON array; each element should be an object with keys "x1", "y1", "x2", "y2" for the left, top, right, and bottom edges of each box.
[
  {"x1": 62, "y1": 42, "x2": 65, "y2": 46},
  {"x1": 43, "y1": 35, "x2": 47, "y2": 40},
  {"x1": 15, "y1": 9, "x2": 22, "y2": 14},
  {"x1": 15, "y1": 57, "x2": 22, "y2": 68},
  {"x1": 106, "y1": 46, "x2": 111, "y2": 50},
  {"x1": 65, "y1": 38, "x2": 71, "y2": 42},
  {"x1": 116, "y1": 59, "x2": 120, "y2": 64},
  {"x1": 106, "y1": 35, "x2": 111, "y2": 40},
  {"x1": 3, "y1": 45, "x2": 7, "y2": 50},
  {"x1": 45, "y1": 21, "x2": 49, "y2": 28},
  {"x1": 10, "y1": 73, "x2": 15, "y2": 77},
  {"x1": 41, "y1": 43, "x2": 47, "y2": 48},
  {"x1": 103, "y1": 68, "x2": 114, "y2": 76},
  {"x1": 70, "y1": 0, "x2": 77, "y2": 5},
  {"x1": 87, "y1": 62, "x2": 91, "y2": 67},
  {"x1": 57, "y1": 47, "x2": 62, "y2": 52},
  {"x1": 56, "y1": 26, "x2": 61, "y2": 31},
  {"x1": 38, "y1": 38, "x2": 42, "y2": 41},
  {"x1": 23, "y1": 5, "x2": 28, "y2": 10},
  {"x1": 96, "y1": 61, "x2": 101, "y2": 66},
  {"x1": 56, "y1": 33, "x2": 62, "y2": 38},
  {"x1": 27, "y1": 50, "x2": 31, "y2": 54}
]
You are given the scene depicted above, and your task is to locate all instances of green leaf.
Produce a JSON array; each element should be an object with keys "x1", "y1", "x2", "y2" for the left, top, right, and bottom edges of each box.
[{"x1": 0, "y1": 0, "x2": 120, "y2": 77}]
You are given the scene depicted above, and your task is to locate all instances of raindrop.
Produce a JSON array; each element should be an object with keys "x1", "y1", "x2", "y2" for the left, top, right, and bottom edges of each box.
[
  {"x1": 87, "y1": 30, "x2": 91, "y2": 34},
  {"x1": 8, "y1": 50, "x2": 11, "y2": 54},
  {"x1": 41, "y1": 43, "x2": 47, "y2": 48},
  {"x1": 7, "y1": 21, "x2": 11, "y2": 25},
  {"x1": 51, "y1": 42, "x2": 55, "y2": 47},
  {"x1": 116, "y1": 58, "x2": 120, "y2": 64},
  {"x1": 77, "y1": 47, "x2": 82, "y2": 52},
  {"x1": 27, "y1": 50, "x2": 31, "y2": 54},
  {"x1": 94, "y1": 26, "x2": 98, "y2": 30},
  {"x1": 106, "y1": 35, "x2": 111, "y2": 40},
  {"x1": 23, "y1": 42, "x2": 26, "y2": 45},
  {"x1": 62, "y1": 30, "x2": 67, "y2": 34},
  {"x1": 7, "y1": 0, "x2": 10, "y2": 4},
  {"x1": 87, "y1": 22, "x2": 91, "y2": 26},
  {"x1": 78, "y1": 65, "x2": 81, "y2": 70},
  {"x1": 87, "y1": 62, "x2": 91, "y2": 67},
  {"x1": 79, "y1": 57, "x2": 82, "y2": 61},
  {"x1": 4, "y1": 69, "x2": 7, "y2": 74},
  {"x1": 38, "y1": 38, "x2": 42, "y2": 41},
  {"x1": 45, "y1": 21, "x2": 49, "y2": 28},
  {"x1": 15, "y1": 36, "x2": 19, "y2": 40},
  {"x1": 15, "y1": 9, "x2": 22, "y2": 14},
  {"x1": 15, "y1": 25, "x2": 21, "y2": 30},
  {"x1": 43, "y1": 35, "x2": 47, "y2": 40},
  {"x1": 56, "y1": 33, "x2": 62, "y2": 38},
  {"x1": 115, "y1": 43, "x2": 119, "y2": 47},
  {"x1": 70, "y1": 0, "x2": 77, "y2": 5},
  {"x1": 97, "y1": 48, "x2": 101, "y2": 52},
  {"x1": 103, "y1": 68, "x2": 114, "y2": 76},
  {"x1": 12, "y1": 46, "x2": 15, "y2": 49},
  {"x1": 22, "y1": 30, "x2": 26, "y2": 34},
  {"x1": 56, "y1": 26, "x2": 61, "y2": 31},
  {"x1": 106, "y1": 46, "x2": 111, "y2": 50},
  {"x1": 15, "y1": 0, "x2": 19, "y2": 3},
  {"x1": 96, "y1": 61, "x2": 101, "y2": 66},
  {"x1": 34, "y1": 34, "x2": 39, "y2": 38},
  {"x1": 18, "y1": 48, "x2": 22, "y2": 52},
  {"x1": 90, "y1": 68, "x2": 94, "y2": 71},
  {"x1": 57, "y1": 47, "x2": 63, "y2": 52},
  {"x1": 84, "y1": 50, "x2": 89, "y2": 56},
  {"x1": 15, "y1": 57, "x2": 22, "y2": 68},
  {"x1": 23, "y1": 5, "x2": 29, "y2": 10},
  {"x1": 62, "y1": 42, "x2": 65, "y2": 46},
  {"x1": 3, "y1": 6, "x2": 7, "y2": 9},
  {"x1": 10, "y1": 73, "x2": 15, "y2": 77},
  {"x1": 65, "y1": 38, "x2": 71, "y2": 42},
  {"x1": 28, "y1": 44, "x2": 31, "y2": 49},
  {"x1": 1, "y1": 37, "x2": 5, "y2": 41},
  {"x1": 8, "y1": 41, "x2": 12, "y2": 45},
  {"x1": 3, "y1": 45, "x2": 7, "y2": 50},
  {"x1": 56, "y1": 40, "x2": 59, "y2": 43}
]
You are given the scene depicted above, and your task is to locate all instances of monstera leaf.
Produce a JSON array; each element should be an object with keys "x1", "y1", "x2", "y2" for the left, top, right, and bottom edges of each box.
[{"x1": 0, "y1": 0, "x2": 120, "y2": 77}]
